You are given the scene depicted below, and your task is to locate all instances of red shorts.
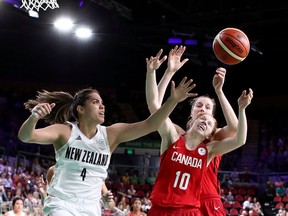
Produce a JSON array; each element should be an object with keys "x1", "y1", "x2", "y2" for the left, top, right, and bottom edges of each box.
[
  {"x1": 148, "y1": 206, "x2": 202, "y2": 216},
  {"x1": 200, "y1": 198, "x2": 226, "y2": 216}
]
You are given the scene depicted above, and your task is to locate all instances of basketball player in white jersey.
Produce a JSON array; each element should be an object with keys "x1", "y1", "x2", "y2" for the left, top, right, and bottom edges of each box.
[
  {"x1": 37, "y1": 165, "x2": 115, "y2": 211},
  {"x1": 18, "y1": 84, "x2": 195, "y2": 216}
]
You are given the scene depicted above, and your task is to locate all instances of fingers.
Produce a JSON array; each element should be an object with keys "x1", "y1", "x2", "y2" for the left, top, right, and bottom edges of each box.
[
  {"x1": 247, "y1": 88, "x2": 253, "y2": 103},
  {"x1": 239, "y1": 88, "x2": 253, "y2": 107},
  {"x1": 103, "y1": 190, "x2": 114, "y2": 201},
  {"x1": 179, "y1": 76, "x2": 188, "y2": 85},
  {"x1": 216, "y1": 67, "x2": 226, "y2": 73},
  {"x1": 31, "y1": 103, "x2": 54, "y2": 117},
  {"x1": 170, "y1": 45, "x2": 186, "y2": 56},
  {"x1": 187, "y1": 92, "x2": 198, "y2": 98},
  {"x1": 174, "y1": 77, "x2": 197, "y2": 99},
  {"x1": 171, "y1": 80, "x2": 176, "y2": 89},
  {"x1": 179, "y1": 77, "x2": 195, "y2": 89},
  {"x1": 160, "y1": 55, "x2": 168, "y2": 63},
  {"x1": 146, "y1": 51, "x2": 167, "y2": 65},
  {"x1": 156, "y1": 49, "x2": 163, "y2": 58},
  {"x1": 243, "y1": 88, "x2": 253, "y2": 98},
  {"x1": 181, "y1": 58, "x2": 189, "y2": 65},
  {"x1": 248, "y1": 88, "x2": 253, "y2": 97},
  {"x1": 215, "y1": 68, "x2": 226, "y2": 76}
]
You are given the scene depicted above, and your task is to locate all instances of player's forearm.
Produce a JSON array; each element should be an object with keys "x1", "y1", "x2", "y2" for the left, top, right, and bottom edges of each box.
[
  {"x1": 235, "y1": 109, "x2": 247, "y2": 146},
  {"x1": 216, "y1": 90, "x2": 238, "y2": 129},
  {"x1": 146, "y1": 96, "x2": 178, "y2": 131},
  {"x1": 157, "y1": 69, "x2": 174, "y2": 105},
  {"x1": 145, "y1": 70, "x2": 160, "y2": 113},
  {"x1": 18, "y1": 116, "x2": 38, "y2": 142}
]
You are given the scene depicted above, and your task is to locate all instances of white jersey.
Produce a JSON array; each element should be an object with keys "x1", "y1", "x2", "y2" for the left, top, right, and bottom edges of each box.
[
  {"x1": 47, "y1": 121, "x2": 111, "y2": 204},
  {"x1": 6, "y1": 211, "x2": 26, "y2": 216}
]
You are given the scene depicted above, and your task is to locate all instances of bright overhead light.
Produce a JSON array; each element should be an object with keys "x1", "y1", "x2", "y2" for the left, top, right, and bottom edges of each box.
[
  {"x1": 54, "y1": 17, "x2": 73, "y2": 32},
  {"x1": 75, "y1": 27, "x2": 92, "y2": 39}
]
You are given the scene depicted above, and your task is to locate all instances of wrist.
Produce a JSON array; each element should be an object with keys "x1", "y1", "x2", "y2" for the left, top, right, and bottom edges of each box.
[
  {"x1": 165, "y1": 69, "x2": 175, "y2": 74},
  {"x1": 215, "y1": 89, "x2": 223, "y2": 95},
  {"x1": 147, "y1": 69, "x2": 156, "y2": 74},
  {"x1": 167, "y1": 96, "x2": 179, "y2": 105},
  {"x1": 29, "y1": 114, "x2": 40, "y2": 122}
]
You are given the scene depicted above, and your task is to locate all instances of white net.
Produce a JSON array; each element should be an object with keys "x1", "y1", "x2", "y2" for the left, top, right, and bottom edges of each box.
[{"x1": 20, "y1": 0, "x2": 59, "y2": 11}]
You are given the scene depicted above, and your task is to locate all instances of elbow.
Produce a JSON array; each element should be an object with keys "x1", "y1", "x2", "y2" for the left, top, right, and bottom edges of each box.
[
  {"x1": 18, "y1": 136, "x2": 28, "y2": 143},
  {"x1": 18, "y1": 133, "x2": 25, "y2": 142},
  {"x1": 240, "y1": 140, "x2": 247, "y2": 147},
  {"x1": 228, "y1": 126, "x2": 237, "y2": 136},
  {"x1": 148, "y1": 103, "x2": 160, "y2": 114},
  {"x1": 147, "y1": 106, "x2": 157, "y2": 114},
  {"x1": 18, "y1": 132, "x2": 30, "y2": 143}
]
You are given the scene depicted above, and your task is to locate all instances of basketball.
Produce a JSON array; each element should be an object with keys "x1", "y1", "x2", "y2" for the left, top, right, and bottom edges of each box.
[{"x1": 212, "y1": 27, "x2": 250, "y2": 65}]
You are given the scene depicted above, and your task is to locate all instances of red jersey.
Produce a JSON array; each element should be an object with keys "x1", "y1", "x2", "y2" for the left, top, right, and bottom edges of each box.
[
  {"x1": 200, "y1": 155, "x2": 222, "y2": 199},
  {"x1": 200, "y1": 155, "x2": 226, "y2": 216},
  {"x1": 150, "y1": 135, "x2": 208, "y2": 209}
]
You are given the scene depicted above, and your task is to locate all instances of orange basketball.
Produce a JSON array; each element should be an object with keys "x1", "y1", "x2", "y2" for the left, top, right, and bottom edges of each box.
[{"x1": 212, "y1": 27, "x2": 250, "y2": 65}]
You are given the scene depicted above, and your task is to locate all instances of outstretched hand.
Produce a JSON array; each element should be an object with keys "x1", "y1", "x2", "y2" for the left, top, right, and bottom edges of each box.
[
  {"x1": 167, "y1": 45, "x2": 189, "y2": 74},
  {"x1": 238, "y1": 88, "x2": 253, "y2": 109},
  {"x1": 146, "y1": 48, "x2": 167, "y2": 72},
  {"x1": 212, "y1": 67, "x2": 226, "y2": 92},
  {"x1": 170, "y1": 77, "x2": 198, "y2": 103}
]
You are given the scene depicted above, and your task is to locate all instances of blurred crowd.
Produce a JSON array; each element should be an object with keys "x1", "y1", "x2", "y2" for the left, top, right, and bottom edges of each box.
[{"x1": 1, "y1": 86, "x2": 288, "y2": 215}]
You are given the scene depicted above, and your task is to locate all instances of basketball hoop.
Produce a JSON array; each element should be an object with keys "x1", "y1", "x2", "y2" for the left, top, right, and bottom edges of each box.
[{"x1": 20, "y1": 0, "x2": 59, "y2": 11}]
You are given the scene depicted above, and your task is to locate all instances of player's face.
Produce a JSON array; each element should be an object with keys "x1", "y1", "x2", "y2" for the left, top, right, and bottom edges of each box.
[
  {"x1": 190, "y1": 97, "x2": 214, "y2": 118},
  {"x1": 191, "y1": 114, "x2": 216, "y2": 137},
  {"x1": 82, "y1": 92, "x2": 105, "y2": 124}
]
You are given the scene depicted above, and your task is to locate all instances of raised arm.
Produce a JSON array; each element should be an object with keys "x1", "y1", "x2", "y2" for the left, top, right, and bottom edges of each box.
[
  {"x1": 108, "y1": 78, "x2": 195, "y2": 152},
  {"x1": 157, "y1": 45, "x2": 190, "y2": 104},
  {"x1": 146, "y1": 46, "x2": 195, "y2": 137},
  {"x1": 18, "y1": 103, "x2": 65, "y2": 144},
  {"x1": 209, "y1": 88, "x2": 253, "y2": 158},
  {"x1": 157, "y1": 77, "x2": 196, "y2": 154},
  {"x1": 145, "y1": 48, "x2": 167, "y2": 113},
  {"x1": 212, "y1": 67, "x2": 238, "y2": 141}
]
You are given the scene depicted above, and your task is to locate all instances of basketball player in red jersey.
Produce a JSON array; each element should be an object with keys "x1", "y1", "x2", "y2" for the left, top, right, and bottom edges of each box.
[
  {"x1": 145, "y1": 46, "x2": 243, "y2": 215},
  {"x1": 146, "y1": 91, "x2": 252, "y2": 216}
]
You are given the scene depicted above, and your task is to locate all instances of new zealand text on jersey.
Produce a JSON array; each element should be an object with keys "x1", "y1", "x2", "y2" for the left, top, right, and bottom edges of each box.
[{"x1": 65, "y1": 147, "x2": 109, "y2": 166}]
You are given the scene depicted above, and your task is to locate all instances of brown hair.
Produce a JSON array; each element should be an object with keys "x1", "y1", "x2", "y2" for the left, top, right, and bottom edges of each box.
[{"x1": 24, "y1": 88, "x2": 99, "y2": 124}]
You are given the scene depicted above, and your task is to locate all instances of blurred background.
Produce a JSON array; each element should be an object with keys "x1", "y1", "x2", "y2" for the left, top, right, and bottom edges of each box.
[{"x1": 1, "y1": 0, "x2": 287, "y2": 95}]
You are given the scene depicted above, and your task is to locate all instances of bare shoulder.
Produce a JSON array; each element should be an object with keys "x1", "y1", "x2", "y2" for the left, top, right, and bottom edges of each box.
[
  {"x1": 52, "y1": 123, "x2": 72, "y2": 149},
  {"x1": 54, "y1": 123, "x2": 71, "y2": 130},
  {"x1": 50, "y1": 123, "x2": 71, "y2": 139},
  {"x1": 44, "y1": 123, "x2": 71, "y2": 132}
]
